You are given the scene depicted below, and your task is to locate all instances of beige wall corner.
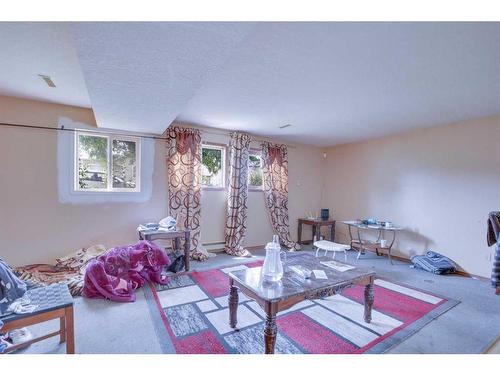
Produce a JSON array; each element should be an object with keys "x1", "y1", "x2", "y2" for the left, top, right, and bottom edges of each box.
[{"x1": 321, "y1": 115, "x2": 500, "y2": 278}]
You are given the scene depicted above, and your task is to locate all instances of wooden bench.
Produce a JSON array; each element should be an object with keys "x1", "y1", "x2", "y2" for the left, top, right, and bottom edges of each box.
[{"x1": 0, "y1": 284, "x2": 74, "y2": 354}]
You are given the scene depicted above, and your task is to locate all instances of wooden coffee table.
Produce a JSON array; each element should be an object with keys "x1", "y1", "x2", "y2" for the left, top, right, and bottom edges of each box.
[{"x1": 228, "y1": 253, "x2": 375, "y2": 354}]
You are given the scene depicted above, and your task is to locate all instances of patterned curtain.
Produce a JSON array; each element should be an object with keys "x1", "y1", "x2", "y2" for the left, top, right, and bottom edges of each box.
[
  {"x1": 224, "y1": 132, "x2": 252, "y2": 257},
  {"x1": 261, "y1": 142, "x2": 300, "y2": 250},
  {"x1": 166, "y1": 126, "x2": 210, "y2": 261}
]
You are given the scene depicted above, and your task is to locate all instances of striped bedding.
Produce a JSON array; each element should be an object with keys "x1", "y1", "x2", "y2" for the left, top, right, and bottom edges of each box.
[{"x1": 13, "y1": 244, "x2": 106, "y2": 296}]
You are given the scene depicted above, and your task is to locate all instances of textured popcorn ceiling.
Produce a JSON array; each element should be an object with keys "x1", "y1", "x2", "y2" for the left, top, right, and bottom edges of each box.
[
  {"x1": 1, "y1": 22, "x2": 500, "y2": 146},
  {"x1": 177, "y1": 22, "x2": 500, "y2": 146},
  {"x1": 70, "y1": 22, "x2": 256, "y2": 134}
]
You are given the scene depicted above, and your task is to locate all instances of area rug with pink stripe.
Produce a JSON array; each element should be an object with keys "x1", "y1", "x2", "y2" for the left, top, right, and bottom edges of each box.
[{"x1": 144, "y1": 260, "x2": 459, "y2": 354}]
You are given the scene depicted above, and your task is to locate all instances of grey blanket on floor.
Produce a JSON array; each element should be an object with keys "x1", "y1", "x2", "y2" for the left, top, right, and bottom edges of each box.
[{"x1": 410, "y1": 251, "x2": 457, "y2": 275}]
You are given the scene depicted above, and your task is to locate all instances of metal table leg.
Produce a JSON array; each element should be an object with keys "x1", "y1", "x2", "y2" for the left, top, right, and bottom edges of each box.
[
  {"x1": 387, "y1": 230, "x2": 397, "y2": 265},
  {"x1": 375, "y1": 230, "x2": 382, "y2": 256},
  {"x1": 356, "y1": 227, "x2": 364, "y2": 259}
]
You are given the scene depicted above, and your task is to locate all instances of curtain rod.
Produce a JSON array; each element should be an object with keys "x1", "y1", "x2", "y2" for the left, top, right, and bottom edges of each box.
[
  {"x1": 0, "y1": 121, "x2": 297, "y2": 148},
  {"x1": 0, "y1": 121, "x2": 167, "y2": 140}
]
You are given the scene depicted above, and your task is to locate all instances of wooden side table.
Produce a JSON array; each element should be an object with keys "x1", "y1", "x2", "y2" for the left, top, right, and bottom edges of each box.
[
  {"x1": 298, "y1": 218, "x2": 336, "y2": 245},
  {"x1": 0, "y1": 284, "x2": 74, "y2": 354},
  {"x1": 138, "y1": 229, "x2": 191, "y2": 271}
]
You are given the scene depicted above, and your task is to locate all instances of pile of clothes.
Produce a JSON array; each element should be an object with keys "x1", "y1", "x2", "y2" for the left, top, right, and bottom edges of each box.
[
  {"x1": 410, "y1": 250, "x2": 457, "y2": 275},
  {"x1": 0, "y1": 258, "x2": 37, "y2": 353},
  {"x1": 14, "y1": 244, "x2": 107, "y2": 296},
  {"x1": 12, "y1": 240, "x2": 171, "y2": 304},
  {"x1": 83, "y1": 240, "x2": 171, "y2": 302}
]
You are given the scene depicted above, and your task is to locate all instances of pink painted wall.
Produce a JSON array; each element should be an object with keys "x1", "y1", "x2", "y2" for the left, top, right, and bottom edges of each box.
[
  {"x1": 0, "y1": 96, "x2": 323, "y2": 266},
  {"x1": 0, "y1": 96, "x2": 168, "y2": 266},
  {"x1": 3, "y1": 94, "x2": 495, "y2": 278},
  {"x1": 322, "y1": 115, "x2": 500, "y2": 277}
]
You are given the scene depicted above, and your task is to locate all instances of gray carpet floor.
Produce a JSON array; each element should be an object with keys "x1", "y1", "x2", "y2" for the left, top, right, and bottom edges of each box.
[{"x1": 14, "y1": 246, "x2": 500, "y2": 354}]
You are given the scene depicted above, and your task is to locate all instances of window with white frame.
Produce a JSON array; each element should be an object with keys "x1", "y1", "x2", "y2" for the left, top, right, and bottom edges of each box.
[
  {"x1": 248, "y1": 151, "x2": 263, "y2": 190},
  {"x1": 201, "y1": 144, "x2": 225, "y2": 188},
  {"x1": 75, "y1": 131, "x2": 141, "y2": 192}
]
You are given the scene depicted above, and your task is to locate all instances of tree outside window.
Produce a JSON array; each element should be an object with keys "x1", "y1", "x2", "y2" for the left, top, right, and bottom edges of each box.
[
  {"x1": 248, "y1": 153, "x2": 263, "y2": 189},
  {"x1": 112, "y1": 140, "x2": 137, "y2": 189},
  {"x1": 202, "y1": 145, "x2": 225, "y2": 188},
  {"x1": 76, "y1": 132, "x2": 140, "y2": 192},
  {"x1": 78, "y1": 134, "x2": 108, "y2": 189}
]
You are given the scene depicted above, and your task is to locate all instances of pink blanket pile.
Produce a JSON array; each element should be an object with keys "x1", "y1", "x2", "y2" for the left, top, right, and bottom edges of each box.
[{"x1": 83, "y1": 240, "x2": 171, "y2": 302}]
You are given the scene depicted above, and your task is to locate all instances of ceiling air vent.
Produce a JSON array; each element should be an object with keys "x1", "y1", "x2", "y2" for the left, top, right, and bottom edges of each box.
[
  {"x1": 38, "y1": 74, "x2": 56, "y2": 88},
  {"x1": 279, "y1": 124, "x2": 292, "y2": 129}
]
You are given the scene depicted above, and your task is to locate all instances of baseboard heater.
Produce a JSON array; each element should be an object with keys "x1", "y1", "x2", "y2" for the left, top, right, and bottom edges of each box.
[{"x1": 203, "y1": 241, "x2": 226, "y2": 253}]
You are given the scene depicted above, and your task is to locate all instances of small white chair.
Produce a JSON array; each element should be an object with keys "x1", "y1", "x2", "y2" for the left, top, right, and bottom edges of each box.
[{"x1": 313, "y1": 240, "x2": 351, "y2": 262}]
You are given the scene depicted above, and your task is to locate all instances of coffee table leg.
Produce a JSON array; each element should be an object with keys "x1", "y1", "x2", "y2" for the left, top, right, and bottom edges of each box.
[
  {"x1": 264, "y1": 303, "x2": 277, "y2": 354},
  {"x1": 229, "y1": 280, "x2": 239, "y2": 329},
  {"x1": 364, "y1": 280, "x2": 374, "y2": 323}
]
